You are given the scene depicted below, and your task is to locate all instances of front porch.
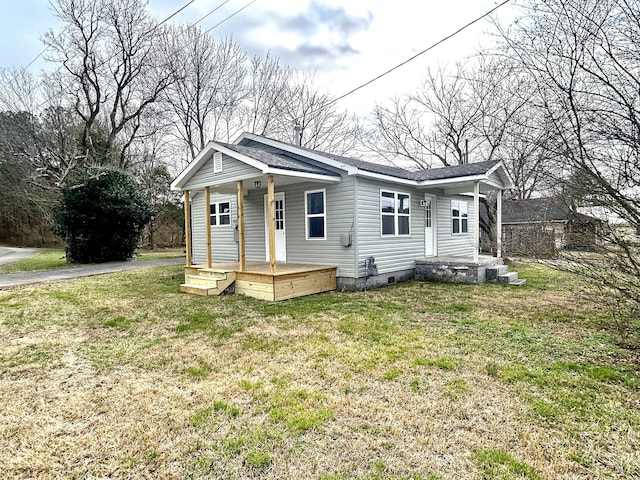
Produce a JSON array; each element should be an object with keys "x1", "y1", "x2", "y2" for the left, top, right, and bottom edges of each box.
[{"x1": 181, "y1": 261, "x2": 337, "y2": 301}]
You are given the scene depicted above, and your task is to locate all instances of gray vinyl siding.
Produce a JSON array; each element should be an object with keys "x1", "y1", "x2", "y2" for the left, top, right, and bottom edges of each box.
[
  {"x1": 191, "y1": 192, "x2": 206, "y2": 264},
  {"x1": 241, "y1": 177, "x2": 357, "y2": 277},
  {"x1": 243, "y1": 189, "x2": 266, "y2": 262},
  {"x1": 354, "y1": 178, "x2": 425, "y2": 276},
  {"x1": 190, "y1": 192, "x2": 238, "y2": 264},
  {"x1": 435, "y1": 195, "x2": 476, "y2": 257},
  {"x1": 183, "y1": 151, "x2": 261, "y2": 191}
]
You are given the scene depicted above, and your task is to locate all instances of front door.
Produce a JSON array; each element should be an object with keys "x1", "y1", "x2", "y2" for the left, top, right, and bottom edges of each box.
[
  {"x1": 264, "y1": 192, "x2": 286, "y2": 262},
  {"x1": 424, "y1": 194, "x2": 436, "y2": 257}
]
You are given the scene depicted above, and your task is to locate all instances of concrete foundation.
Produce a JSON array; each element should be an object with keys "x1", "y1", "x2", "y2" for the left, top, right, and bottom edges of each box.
[{"x1": 414, "y1": 256, "x2": 503, "y2": 284}]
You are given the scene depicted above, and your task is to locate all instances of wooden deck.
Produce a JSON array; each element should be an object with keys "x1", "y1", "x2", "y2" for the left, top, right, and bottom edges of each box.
[{"x1": 182, "y1": 261, "x2": 337, "y2": 301}]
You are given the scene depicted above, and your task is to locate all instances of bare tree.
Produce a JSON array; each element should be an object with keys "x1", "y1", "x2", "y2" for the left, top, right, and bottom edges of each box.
[
  {"x1": 242, "y1": 52, "x2": 292, "y2": 137},
  {"x1": 42, "y1": 0, "x2": 174, "y2": 178},
  {"x1": 497, "y1": 0, "x2": 640, "y2": 344},
  {"x1": 163, "y1": 27, "x2": 246, "y2": 161}
]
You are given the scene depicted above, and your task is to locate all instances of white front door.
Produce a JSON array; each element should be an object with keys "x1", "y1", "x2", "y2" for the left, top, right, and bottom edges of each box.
[
  {"x1": 264, "y1": 192, "x2": 286, "y2": 262},
  {"x1": 424, "y1": 194, "x2": 436, "y2": 257}
]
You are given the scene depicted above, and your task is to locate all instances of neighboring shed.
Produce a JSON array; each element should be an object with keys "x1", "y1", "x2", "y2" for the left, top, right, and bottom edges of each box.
[{"x1": 500, "y1": 197, "x2": 601, "y2": 257}]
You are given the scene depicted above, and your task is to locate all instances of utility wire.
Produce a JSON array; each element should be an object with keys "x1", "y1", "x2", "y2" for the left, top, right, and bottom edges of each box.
[
  {"x1": 330, "y1": 0, "x2": 513, "y2": 107},
  {"x1": 204, "y1": 0, "x2": 258, "y2": 34},
  {"x1": 190, "y1": 0, "x2": 232, "y2": 26},
  {"x1": 157, "y1": 0, "x2": 196, "y2": 27}
]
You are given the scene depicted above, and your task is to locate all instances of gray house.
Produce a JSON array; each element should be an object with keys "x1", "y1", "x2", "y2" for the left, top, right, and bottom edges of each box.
[{"x1": 170, "y1": 133, "x2": 514, "y2": 300}]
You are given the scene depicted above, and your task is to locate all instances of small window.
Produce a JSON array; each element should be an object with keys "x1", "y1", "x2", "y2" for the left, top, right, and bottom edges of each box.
[
  {"x1": 381, "y1": 190, "x2": 410, "y2": 236},
  {"x1": 210, "y1": 201, "x2": 231, "y2": 227},
  {"x1": 305, "y1": 189, "x2": 326, "y2": 240},
  {"x1": 213, "y1": 152, "x2": 223, "y2": 173},
  {"x1": 451, "y1": 199, "x2": 468, "y2": 234}
]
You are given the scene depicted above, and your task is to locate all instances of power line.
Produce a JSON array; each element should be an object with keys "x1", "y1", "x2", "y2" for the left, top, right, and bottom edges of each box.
[
  {"x1": 190, "y1": 0, "x2": 233, "y2": 27},
  {"x1": 157, "y1": 0, "x2": 196, "y2": 27},
  {"x1": 204, "y1": 0, "x2": 258, "y2": 34},
  {"x1": 330, "y1": 0, "x2": 513, "y2": 107}
]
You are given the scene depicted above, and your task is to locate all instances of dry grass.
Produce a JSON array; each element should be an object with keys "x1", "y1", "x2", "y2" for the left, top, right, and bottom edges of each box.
[{"x1": 0, "y1": 264, "x2": 638, "y2": 479}]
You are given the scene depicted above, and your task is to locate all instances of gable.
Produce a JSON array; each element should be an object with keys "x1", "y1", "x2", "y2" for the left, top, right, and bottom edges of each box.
[{"x1": 182, "y1": 150, "x2": 262, "y2": 191}]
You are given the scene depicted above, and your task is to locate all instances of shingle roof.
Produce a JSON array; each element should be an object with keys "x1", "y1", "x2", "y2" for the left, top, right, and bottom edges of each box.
[
  {"x1": 412, "y1": 160, "x2": 500, "y2": 181},
  {"x1": 502, "y1": 198, "x2": 598, "y2": 224},
  {"x1": 217, "y1": 142, "x2": 340, "y2": 177},
  {"x1": 237, "y1": 134, "x2": 502, "y2": 181}
]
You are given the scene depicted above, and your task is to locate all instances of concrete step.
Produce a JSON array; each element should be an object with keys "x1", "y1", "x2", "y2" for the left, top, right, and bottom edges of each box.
[
  {"x1": 508, "y1": 279, "x2": 527, "y2": 286},
  {"x1": 486, "y1": 265, "x2": 509, "y2": 282},
  {"x1": 497, "y1": 271, "x2": 519, "y2": 284}
]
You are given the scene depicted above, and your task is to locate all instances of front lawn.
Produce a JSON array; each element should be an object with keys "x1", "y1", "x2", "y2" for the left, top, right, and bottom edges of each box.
[{"x1": 0, "y1": 263, "x2": 637, "y2": 479}]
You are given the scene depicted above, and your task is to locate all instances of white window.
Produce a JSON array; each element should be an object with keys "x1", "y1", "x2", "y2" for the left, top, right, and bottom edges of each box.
[
  {"x1": 305, "y1": 189, "x2": 326, "y2": 240},
  {"x1": 210, "y1": 201, "x2": 231, "y2": 227},
  {"x1": 213, "y1": 152, "x2": 223, "y2": 173},
  {"x1": 451, "y1": 199, "x2": 468, "y2": 234},
  {"x1": 381, "y1": 190, "x2": 410, "y2": 236}
]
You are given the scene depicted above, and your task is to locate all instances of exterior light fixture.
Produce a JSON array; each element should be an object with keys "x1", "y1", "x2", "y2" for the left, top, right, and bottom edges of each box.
[{"x1": 254, "y1": 180, "x2": 262, "y2": 189}]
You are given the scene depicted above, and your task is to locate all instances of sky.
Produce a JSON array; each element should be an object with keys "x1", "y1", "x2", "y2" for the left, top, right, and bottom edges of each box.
[{"x1": 0, "y1": 0, "x2": 518, "y2": 116}]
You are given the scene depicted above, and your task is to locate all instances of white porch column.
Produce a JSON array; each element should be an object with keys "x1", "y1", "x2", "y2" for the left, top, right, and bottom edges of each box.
[
  {"x1": 496, "y1": 189, "x2": 503, "y2": 258},
  {"x1": 473, "y1": 181, "x2": 480, "y2": 263}
]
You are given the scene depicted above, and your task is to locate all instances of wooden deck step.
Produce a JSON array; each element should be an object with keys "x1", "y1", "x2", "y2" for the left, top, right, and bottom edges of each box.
[
  {"x1": 180, "y1": 283, "x2": 217, "y2": 296},
  {"x1": 180, "y1": 272, "x2": 237, "y2": 296},
  {"x1": 184, "y1": 274, "x2": 220, "y2": 286}
]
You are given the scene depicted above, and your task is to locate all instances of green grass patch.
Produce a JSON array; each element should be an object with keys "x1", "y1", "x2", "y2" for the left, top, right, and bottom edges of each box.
[
  {"x1": 103, "y1": 315, "x2": 135, "y2": 331},
  {"x1": 185, "y1": 358, "x2": 212, "y2": 378},
  {"x1": 475, "y1": 448, "x2": 542, "y2": 479},
  {"x1": 414, "y1": 356, "x2": 460, "y2": 370}
]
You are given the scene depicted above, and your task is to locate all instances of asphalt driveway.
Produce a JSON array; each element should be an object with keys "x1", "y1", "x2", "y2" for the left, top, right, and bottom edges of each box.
[
  {"x1": 0, "y1": 256, "x2": 185, "y2": 289},
  {"x1": 0, "y1": 246, "x2": 40, "y2": 266}
]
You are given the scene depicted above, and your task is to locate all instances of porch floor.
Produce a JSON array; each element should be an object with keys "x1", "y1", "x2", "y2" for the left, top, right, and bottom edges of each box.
[{"x1": 182, "y1": 261, "x2": 337, "y2": 301}]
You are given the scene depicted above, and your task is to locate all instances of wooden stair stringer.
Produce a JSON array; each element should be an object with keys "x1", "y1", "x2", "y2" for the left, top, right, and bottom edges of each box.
[{"x1": 181, "y1": 270, "x2": 237, "y2": 296}]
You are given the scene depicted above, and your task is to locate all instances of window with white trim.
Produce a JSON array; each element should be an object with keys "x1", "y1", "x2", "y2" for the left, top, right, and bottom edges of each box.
[
  {"x1": 210, "y1": 201, "x2": 231, "y2": 227},
  {"x1": 451, "y1": 199, "x2": 468, "y2": 234},
  {"x1": 381, "y1": 190, "x2": 410, "y2": 236},
  {"x1": 305, "y1": 189, "x2": 326, "y2": 239}
]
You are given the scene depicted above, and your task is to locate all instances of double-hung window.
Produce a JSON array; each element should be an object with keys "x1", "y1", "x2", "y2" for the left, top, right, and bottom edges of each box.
[
  {"x1": 305, "y1": 189, "x2": 326, "y2": 239},
  {"x1": 381, "y1": 190, "x2": 410, "y2": 236},
  {"x1": 210, "y1": 201, "x2": 231, "y2": 227},
  {"x1": 451, "y1": 199, "x2": 468, "y2": 234}
]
